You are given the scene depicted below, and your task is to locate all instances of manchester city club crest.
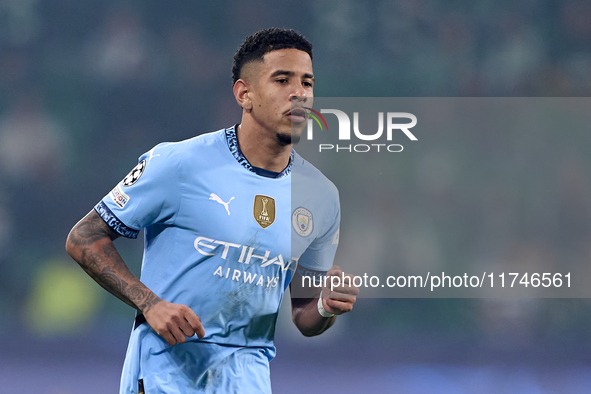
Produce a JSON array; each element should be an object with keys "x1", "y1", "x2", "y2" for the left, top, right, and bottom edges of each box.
[
  {"x1": 253, "y1": 195, "x2": 276, "y2": 228},
  {"x1": 292, "y1": 207, "x2": 313, "y2": 237}
]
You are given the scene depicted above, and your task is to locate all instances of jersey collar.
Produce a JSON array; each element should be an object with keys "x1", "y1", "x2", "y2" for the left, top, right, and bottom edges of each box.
[{"x1": 225, "y1": 125, "x2": 293, "y2": 179}]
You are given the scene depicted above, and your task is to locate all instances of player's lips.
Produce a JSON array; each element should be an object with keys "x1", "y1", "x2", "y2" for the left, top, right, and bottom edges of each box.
[{"x1": 286, "y1": 108, "x2": 308, "y2": 123}]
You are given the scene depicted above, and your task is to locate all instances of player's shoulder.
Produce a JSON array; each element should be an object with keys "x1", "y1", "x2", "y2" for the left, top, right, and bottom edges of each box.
[
  {"x1": 140, "y1": 128, "x2": 228, "y2": 163},
  {"x1": 183, "y1": 128, "x2": 228, "y2": 149},
  {"x1": 292, "y1": 151, "x2": 339, "y2": 199},
  {"x1": 153, "y1": 128, "x2": 226, "y2": 153}
]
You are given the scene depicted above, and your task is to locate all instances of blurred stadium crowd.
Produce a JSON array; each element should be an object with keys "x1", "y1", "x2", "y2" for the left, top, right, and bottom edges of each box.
[{"x1": 1, "y1": 0, "x2": 591, "y2": 391}]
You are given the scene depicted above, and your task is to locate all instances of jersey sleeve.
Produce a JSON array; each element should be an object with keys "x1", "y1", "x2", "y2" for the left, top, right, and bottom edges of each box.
[
  {"x1": 94, "y1": 143, "x2": 182, "y2": 238},
  {"x1": 296, "y1": 189, "x2": 341, "y2": 273}
]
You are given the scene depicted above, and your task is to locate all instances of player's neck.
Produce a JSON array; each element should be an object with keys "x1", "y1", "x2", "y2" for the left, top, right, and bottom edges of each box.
[{"x1": 236, "y1": 123, "x2": 292, "y2": 172}]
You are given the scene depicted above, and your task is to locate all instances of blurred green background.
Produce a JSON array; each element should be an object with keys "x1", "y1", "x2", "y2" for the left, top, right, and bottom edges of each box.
[{"x1": 1, "y1": 0, "x2": 591, "y2": 392}]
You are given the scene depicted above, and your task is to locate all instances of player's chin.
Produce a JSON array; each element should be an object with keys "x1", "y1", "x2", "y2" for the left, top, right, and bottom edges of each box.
[{"x1": 276, "y1": 131, "x2": 301, "y2": 146}]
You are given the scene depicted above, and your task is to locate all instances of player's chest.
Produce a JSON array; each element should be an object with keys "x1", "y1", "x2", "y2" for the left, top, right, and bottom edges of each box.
[
  {"x1": 178, "y1": 170, "x2": 291, "y2": 243},
  {"x1": 176, "y1": 168, "x2": 322, "y2": 262}
]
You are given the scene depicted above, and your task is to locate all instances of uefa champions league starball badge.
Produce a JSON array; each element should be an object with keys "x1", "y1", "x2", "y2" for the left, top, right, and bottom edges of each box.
[{"x1": 122, "y1": 160, "x2": 147, "y2": 187}]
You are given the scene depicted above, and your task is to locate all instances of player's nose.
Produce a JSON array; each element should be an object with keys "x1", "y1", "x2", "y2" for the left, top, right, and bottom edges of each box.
[
  {"x1": 290, "y1": 90, "x2": 307, "y2": 104},
  {"x1": 292, "y1": 81, "x2": 310, "y2": 101}
]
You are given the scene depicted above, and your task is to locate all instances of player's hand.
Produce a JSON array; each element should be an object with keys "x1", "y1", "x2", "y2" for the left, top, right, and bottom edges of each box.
[
  {"x1": 143, "y1": 300, "x2": 205, "y2": 346},
  {"x1": 321, "y1": 265, "x2": 359, "y2": 315}
]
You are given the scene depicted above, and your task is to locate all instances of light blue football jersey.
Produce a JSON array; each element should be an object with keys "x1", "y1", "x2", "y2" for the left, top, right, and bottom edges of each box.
[{"x1": 94, "y1": 126, "x2": 340, "y2": 393}]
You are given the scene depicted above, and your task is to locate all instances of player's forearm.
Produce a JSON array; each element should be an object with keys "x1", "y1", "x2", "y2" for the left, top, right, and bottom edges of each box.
[
  {"x1": 291, "y1": 298, "x2": 336, "y2": 337},
  {"x1": 65, "y1": 211, "x2": 162, "y2": 313},
  {"x1": 69, "y1": 237, "x2": 161, "y2": 312}
]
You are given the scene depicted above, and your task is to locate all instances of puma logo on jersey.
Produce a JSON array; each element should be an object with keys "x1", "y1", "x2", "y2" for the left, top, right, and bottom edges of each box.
[
  {"x1": 209, "y1": 193, "x2": 234, "y2": 215},
  {"x1": 147, "y1": 148, "x2": 160, "y2": 164}
]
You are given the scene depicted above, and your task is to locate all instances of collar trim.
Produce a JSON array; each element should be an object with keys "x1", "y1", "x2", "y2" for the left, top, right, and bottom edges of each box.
[{"x1": 225, "y1": 125, "x2": 293, "y2": 179}]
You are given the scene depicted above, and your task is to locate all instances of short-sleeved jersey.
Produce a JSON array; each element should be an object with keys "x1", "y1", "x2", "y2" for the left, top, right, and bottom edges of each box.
[{"x1": 96, "y1": 126, "x2": 340, "y2": 356}]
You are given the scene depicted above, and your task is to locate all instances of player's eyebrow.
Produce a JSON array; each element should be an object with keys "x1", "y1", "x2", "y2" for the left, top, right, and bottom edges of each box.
[{"x1": 270, "y1": 70, "x2": 315, "y2": 81}]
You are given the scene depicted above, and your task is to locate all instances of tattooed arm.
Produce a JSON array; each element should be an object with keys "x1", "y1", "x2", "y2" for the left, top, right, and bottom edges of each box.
[{"x1": 65, "y1": 210, "x2": 205, "y2": 345}]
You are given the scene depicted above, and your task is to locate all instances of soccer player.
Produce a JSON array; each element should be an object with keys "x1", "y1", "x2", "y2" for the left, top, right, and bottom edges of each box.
[{"x1": 66, "y1": 28, "x2": 357, "y2": 393}]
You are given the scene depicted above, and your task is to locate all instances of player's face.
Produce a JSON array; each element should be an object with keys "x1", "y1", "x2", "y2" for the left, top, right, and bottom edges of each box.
[{"x1": 249, "y1": 48, "x2": 314, "y2": 145}]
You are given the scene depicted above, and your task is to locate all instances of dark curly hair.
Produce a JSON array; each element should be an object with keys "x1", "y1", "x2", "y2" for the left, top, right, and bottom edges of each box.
[{"x1": 232, "y1": 28, "x2": 313, "y2": 85}]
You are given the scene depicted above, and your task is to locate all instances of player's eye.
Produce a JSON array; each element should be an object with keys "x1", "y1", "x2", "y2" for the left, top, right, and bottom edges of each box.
[
  {"x1": 276, "y1": 78, "x2": 288, "y2": 84},
  {"x1": 303, "y1": 81, "x2": 313, "y2": 88}
]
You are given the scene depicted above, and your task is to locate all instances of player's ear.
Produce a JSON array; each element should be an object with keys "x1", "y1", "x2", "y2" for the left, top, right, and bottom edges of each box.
[{"x1": 233, "y1": 79, "x2": 252, "y2": 112}]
